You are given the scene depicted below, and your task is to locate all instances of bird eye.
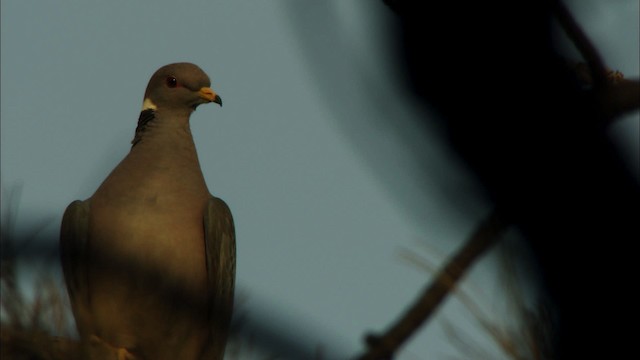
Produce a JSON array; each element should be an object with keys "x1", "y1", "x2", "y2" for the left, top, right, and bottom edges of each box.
[{"x1": 166, "y1": 76, "x2": 177, "y2": 88}]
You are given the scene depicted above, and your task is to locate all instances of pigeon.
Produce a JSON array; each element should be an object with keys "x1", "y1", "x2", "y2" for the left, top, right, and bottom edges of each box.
[{"x1": 60, "y1": 63, "x2": 235, "y2": 360}]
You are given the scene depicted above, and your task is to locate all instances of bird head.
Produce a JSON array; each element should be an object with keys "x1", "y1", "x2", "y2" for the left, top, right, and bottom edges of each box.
[{"x1": 142, "y1": 62, "x2": 222, "y2": 114}]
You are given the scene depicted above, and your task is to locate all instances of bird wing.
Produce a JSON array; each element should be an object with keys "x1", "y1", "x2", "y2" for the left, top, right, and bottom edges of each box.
[
  {"x1": 203, "y1": 196, "x2": 236, "y2": 355},
  {"x1": 59, "y1": 200, "x2": 93, "y2": 338}
]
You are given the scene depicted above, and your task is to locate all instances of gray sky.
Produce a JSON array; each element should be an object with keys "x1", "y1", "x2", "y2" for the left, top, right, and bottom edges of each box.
[{"x1": 1, "y1": 1, "x2": 638, "y2": 358}]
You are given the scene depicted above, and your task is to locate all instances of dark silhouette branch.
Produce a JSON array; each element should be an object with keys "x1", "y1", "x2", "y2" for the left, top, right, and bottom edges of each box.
[
  {"x1": 554, "y1": 1, "x2": 639, "y2": 122},
  {"x1": 601, "y1": 78, "x2": 640, "y2": 119},
  {"x1": 356, "y1": 210, "x2": 509, "y2": 360},
  {"x1": 552, "y1": 0, "x2": 608, "y2": 89},
  {"x1": 569, "y1": 62, "x2": 640, "y2": 120},
  {"x1": 0, "y1": 328, "x2": 81, "y2": 360},
  {"x1": 380, "y1": 0, "x2": 639, "y2": 357}
]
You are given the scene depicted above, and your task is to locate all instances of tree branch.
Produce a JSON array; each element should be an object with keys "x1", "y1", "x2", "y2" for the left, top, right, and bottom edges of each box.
[
  {"x1": 569, "y1": 62, "x2": 640, "y2": 121},
  {"x1": 355, "y1": 209, "x2": 509, "y2": 360},
  {"x1": 601, "y1": 79, "x2": 640, "y2": 120},
  {"x1": 552, "y1": 0, "x2": 608, "y2": 89},
  {"x1": 0, "y1": 327, "x2": 81, "y2": 360}
]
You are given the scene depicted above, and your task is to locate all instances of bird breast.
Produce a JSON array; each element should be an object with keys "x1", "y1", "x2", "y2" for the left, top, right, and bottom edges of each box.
[{"x1": 89, "y1": 142, "x2": 211, "y2": 297}]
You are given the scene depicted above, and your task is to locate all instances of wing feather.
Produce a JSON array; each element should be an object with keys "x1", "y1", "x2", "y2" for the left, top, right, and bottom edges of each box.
[
  {"x1": 59, "y1": 200, "x2": 93, "y2": 338},
  {"x1": 203, "y1": 196, "x2": 236, "y2": 357}
]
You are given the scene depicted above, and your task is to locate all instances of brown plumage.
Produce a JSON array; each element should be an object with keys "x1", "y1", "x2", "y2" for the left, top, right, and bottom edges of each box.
[{"x1": 60, "y1": 63, "x2": 235, "y2": 360}]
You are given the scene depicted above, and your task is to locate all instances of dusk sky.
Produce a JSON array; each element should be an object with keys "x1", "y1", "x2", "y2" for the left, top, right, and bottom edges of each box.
[{"x1": 2, "y1": 1, "x2": 638, "y2": 358}]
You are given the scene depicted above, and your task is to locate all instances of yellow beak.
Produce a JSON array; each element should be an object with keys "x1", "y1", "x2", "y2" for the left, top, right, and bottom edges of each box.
[{"x1": 199, "y1": 87, "x2": 222, "y2": 106}]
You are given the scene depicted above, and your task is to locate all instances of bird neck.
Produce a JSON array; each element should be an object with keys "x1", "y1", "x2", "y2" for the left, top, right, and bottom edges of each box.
[
  {"x1": 91, "y1": 108, "x2": 209, "y2": 206},
  {"x1": 128, "y1": 108, "x2": 206, "y2": 172},
  {"x1": 118, "y1": 109, "x2": 208, "y2": 190},
  {"x1": 131, "y1": 108, "x2": 196, "y2": 147}
]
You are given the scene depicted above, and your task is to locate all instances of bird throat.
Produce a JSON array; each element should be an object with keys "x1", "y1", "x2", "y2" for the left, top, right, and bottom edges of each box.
[{"x1": 132, "y1": 109, "x2": 156, "y2": 147}]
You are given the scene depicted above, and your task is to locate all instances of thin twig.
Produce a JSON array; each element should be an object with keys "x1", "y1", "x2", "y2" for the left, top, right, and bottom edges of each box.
[
  {"x1": 557, "y1": 2, "x2": 640, "y2": 122},
  {"x1": 552, "y1": 0, "x2": 608, "y2": 89},
  {"x1": 355, "y1": 209, "x2": 509, "y2": 360}
]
